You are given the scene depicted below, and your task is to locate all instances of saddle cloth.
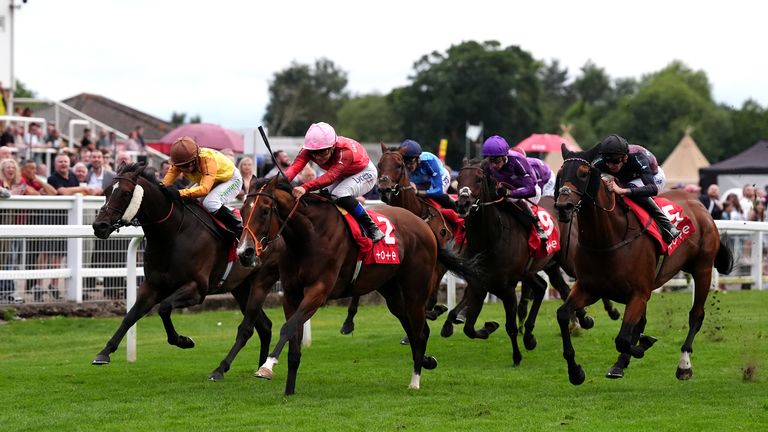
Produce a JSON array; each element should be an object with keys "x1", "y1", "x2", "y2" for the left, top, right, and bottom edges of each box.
[
  {"x1": 339, "y1": 208, "x2": 400, "y2": 264},
  {"x1": 526, "y1": 204, "x2": 561, "y2": 259},
  {"x1": 424, "y1": 197, "x2": 466, "y2": 247},
  {"x1": 623, "y1": 197, "x2": 695, "y2": 255},
  {"x1": 193, "y1": 202, "x2": 238, "y2": 262}
]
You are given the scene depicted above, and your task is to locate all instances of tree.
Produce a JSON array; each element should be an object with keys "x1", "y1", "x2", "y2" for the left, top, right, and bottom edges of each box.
[
  {"x1": 13, "y1": 79, "x2": 36, "y2": 98},
  {"x1": 263, "y1": 58, "x2": 349, "y2": 136},
  {"x1": 391, "y1": 40, "x2": 542, "y2": 167},
  {"x1": 725, "y1": 99, "x2": 768, "y2": 159},
  {"x1": 538, "y1": 59, "x2": 575, "y2": 132},
  {"x1": 336, "y1": 94, "x2": 401, "y2": 142}
]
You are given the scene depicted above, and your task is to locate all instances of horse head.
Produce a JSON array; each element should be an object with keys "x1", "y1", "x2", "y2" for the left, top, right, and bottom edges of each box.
[
  {"x1": 377, "y1": 142, "x2": 412, "y2": 203},
  {"x1": 238, "y1": 176, "x2": 294, "y2": 266},
  {"x1": 456, "y1": 159, "x2": 496, "y2": 218},
  {"x1": 554, "y1": 144, "x2": 603, "y2": 222},
  {"x1": 92, "y1": 163, "x2": 162, "y2": 239}
]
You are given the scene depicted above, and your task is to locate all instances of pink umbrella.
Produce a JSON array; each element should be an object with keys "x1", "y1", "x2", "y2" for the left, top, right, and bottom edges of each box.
[
  {"x1": 159, "y1": 123, "x2": 243, "y2": 153},
  {"x1": 515, "y1": 133, "x2": 578, "y2": 153}
]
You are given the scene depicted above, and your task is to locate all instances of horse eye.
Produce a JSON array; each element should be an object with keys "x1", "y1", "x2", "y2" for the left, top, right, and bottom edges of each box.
[{"x1": 259, "y1": 207, "x2": 270, "y2": 217}]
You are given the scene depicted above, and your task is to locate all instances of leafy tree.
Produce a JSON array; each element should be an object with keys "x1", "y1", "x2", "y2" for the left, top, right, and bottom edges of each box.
[
  {"x1": 170, "y1": 112, "x2": 187, "y2": 127},
  {"x1": 391, "y1": 40, "x2": 541, "y2": 166},
  {"x1": 263, "y1": 58, "x2": 349, "y2": 136},
  {"x1": 538, "y1": 59, "x2": 575, "y2": 132},
  {"x1": 570, "y1": 61, "x2": 611, "y2": 105},
  {"x1": 13, "y1": 79, "x2": 36, "y2": 98},
  {"x1": 336, "y1": 94, "x2": 401, "y2": 142},
  {"x1": 725, "y1": 99, "x2": 768, "y2": 159}
]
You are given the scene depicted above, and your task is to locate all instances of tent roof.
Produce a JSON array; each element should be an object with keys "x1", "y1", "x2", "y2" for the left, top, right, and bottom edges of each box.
[
  {"x1": 660, "y1": 130, "x2": 709, "y2": 187},
  {"x1": 544, "y1": 124, "x2": 582, "y2": 173},
  {"x1": 700, "y1": 140, "x2": 768, "y2": 173}
]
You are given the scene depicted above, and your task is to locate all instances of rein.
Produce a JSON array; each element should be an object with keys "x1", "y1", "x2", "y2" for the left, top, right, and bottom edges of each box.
[
  {"x1": 101, "y1": 174, "x2": 177, "y2": 230},
  {"x1": 244, "y1": 185, "x2": 301, "y2": 255},
  {"x1": 458, "y1": 166, "x2": 505, "y2": 212}
]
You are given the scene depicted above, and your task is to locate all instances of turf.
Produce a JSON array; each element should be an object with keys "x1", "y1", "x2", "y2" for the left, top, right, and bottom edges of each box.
[{"x1": 1, "y1": 290, "x2": 766, "y2": 431}]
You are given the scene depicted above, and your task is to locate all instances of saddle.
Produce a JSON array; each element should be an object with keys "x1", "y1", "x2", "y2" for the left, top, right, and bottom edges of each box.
[{"x1": 424, "y1": 197, "x2": 466, "y2": 247}]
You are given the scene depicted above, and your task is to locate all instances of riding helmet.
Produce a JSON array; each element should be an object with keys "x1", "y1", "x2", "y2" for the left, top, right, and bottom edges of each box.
[
  {"x1": 170, "y1": 137, "x2": 199, "y2": 165},
  {"x1": 599, "y1": 134, "x2": 629, "y2": 155},
  {"x1": 482, "y1": 135, "x2": 510, "y2": 157},
  {"x1": 303, "y1": 122, "x2": 337, "y2": 150},
  {"x1": 399, "y1": 139, "x2": 422, "y2": 158}
]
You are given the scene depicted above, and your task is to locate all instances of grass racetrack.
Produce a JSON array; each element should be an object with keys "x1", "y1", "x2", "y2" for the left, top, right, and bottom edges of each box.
[{"x1": 1, "y1": 290, "x2": 766, "y2": 431}]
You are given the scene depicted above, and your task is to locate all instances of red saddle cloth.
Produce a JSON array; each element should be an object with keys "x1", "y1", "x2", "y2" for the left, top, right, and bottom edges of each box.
[
  {"x1": 622, "y1": 197, "x2": 695, "y2": 255},
  {"x1": 424, "y1": 198, "x2": 466, "y2": 247},
  {"x1": 526, "y1": 204, "x2": 561, "y2": 259},
  {"x1": 340, "y1": 208, "x2": 400, "y2": 264}
]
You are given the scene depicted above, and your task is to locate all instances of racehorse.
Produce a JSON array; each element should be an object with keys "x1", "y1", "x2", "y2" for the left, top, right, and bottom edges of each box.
[
  {"x1": 554, "y1": 144, "x2": 734, "y2": 384},
  {"x1": 91, "y1": 163, "x2": 274, "y2": 381},
  {"x1": 338, "y1": 144, "x2": 454, "y2": 336},
  {"x1": 236, "y1": 177, "x2": 484, "y2": 395},
  {"x1": 442, "y1": 158, "x2": 570, "y2": 366}
]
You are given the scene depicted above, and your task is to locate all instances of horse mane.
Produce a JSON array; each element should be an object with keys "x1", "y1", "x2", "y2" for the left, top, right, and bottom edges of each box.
[
  {"x1": 252, "y1": 176, "x2": 294, "y2": 194},
  {"x1": 117, "y1": 162, "x2": 160, "y2": 186}
]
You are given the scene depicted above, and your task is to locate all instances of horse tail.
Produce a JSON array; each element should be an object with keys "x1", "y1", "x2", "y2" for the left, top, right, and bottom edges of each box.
[
  {"x1": 714, "y1": 236, "x2": 735, "y2": 275},
  {"x1": 437, "y1": 247, "x2": 486, "y2": 289}
]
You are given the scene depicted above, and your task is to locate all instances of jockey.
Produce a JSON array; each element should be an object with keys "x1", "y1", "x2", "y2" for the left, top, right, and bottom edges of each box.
[
  {"x1": 285, "y1": 122, "x2": 385, "y2": 243},
  {"x1": 512, "y1": 146, "x2": 555, "y2": 197},
  {"x1": 160, "y1": 136, "x2": 244, "y2": 238},
  {"x1": 482, "y1": 135, "x2": 548, "y2": 240},
  {"x1": 399, "y1": 139, "x2": 456, "y2": 210},
  {"x1": 593, "y1": 134, "x2": 680, "y2": 243}
]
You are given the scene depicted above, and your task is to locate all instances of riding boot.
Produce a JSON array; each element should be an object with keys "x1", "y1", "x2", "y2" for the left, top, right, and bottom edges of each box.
[
  {"x1": 638, "y1": 197, "x2": 680, "y2": 243},
  {"x1": 435, "y1": 193, "x2": 458, "y2": 211},
  {"x1": 521, "y1": 202, "x2": 548, "y2": 240},
  {"x1": 214, "y1": 206, "x2": 243, "y2": 240},
  {"x1": 337, "y1": 196, "x2": 385, "y2": 243}
]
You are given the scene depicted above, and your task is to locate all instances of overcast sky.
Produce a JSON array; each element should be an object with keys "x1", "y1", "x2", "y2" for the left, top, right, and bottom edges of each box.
[{"x1": 12, "y1": 0, "x2": 768, "y2": 130}]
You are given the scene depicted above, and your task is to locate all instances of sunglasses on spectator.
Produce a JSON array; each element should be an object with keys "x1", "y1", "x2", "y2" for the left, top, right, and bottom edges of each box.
[{"x1": 308, "y1": 148, "x2": 332, "y2": 157}]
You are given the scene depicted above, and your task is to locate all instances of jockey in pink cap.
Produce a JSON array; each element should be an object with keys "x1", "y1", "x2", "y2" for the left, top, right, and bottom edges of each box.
[{"x1": 284, "y1": 122, "x2": 385, "y2": 243}]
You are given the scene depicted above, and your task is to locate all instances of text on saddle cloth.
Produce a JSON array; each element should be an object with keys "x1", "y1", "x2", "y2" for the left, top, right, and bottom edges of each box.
[
  {"x1": 527, "y1": 205, "x2": 560, "y2": 258},
  {"x1": 338, "y1": 207, "x2": 400, "y2": 264},
  {"x1": 622, "y1": 196, "x2": 696, "y2": 255}
]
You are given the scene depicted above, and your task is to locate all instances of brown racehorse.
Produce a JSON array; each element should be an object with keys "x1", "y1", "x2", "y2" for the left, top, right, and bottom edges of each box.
[
  {"x1": 91, "y1": 163, "x2": 274, "y2": 381},
  {"x1": 444, "y1": 158, "x2": 573, "y2": 366},
  {"x1": 554, "y1": 144, "x2": 734, "y2": 384},
  {"x1": 236, "y1": 177, "x2": 484, "y2": 395}
]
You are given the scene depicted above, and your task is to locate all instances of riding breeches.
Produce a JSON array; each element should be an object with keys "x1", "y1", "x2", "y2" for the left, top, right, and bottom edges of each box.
[
  {"x1": 203, "y1": 168, "x2": 243, "y2": 213},
  {"x1": 509, "y1": 184, "x2": 542, "y2": 206},
  {"x1": 541, "y1": 176, "x2": 556, "y2": 197},
  {"x1": 327, "y1": 161, "x2": 377, "y2": 198},
  {"x1": 628, "y1": 166, "x2": 666, "y2": 192}
]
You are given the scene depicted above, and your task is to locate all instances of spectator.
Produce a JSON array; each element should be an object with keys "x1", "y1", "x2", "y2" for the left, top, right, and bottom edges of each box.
[
  {"x1": 81, "y1": 128, "x2": 94, "y2": 150},
  {"x1": 79, "y1": 149, "x2": 92, "y2": 167},
  {"x1": 699, "y1": 184, "x2": 723, "y2": 220},
  {"x1": 35, "y1": 162, "x2": 48, "y2": 181},
  {"x1": 114, "y1": 151, "x2": 132, "y2": 169},
  {"x1": 724, "y1": 193, "x2": 745, "y2": 221},
  {"x1": 123, "y1": 130, "x2": 141, "y2": 151},
  {"x1": 2, "y1": 158, "x2": 38, "y2": 196},
  {"x1": 24, "y1": 123, "x2": 44, "y2": 148},
  {"x1": 1, "y1": 122, "x2": 15, "y2": 146},
  {"x1": 740, "y1": 184, "x2": 756, "y2": 219},
  {"x1": 86, "y1": 150, "x2": 115, "y2": 194},
  {"x1": 237, "y1": 157, "x2": 255, "y2": 198},
  {"x1": 0, "y1": 145, "x2": 14, "y2": 161},
  {"x1": 44, "y1": 124, "x2": 62, "y2": 149},
  {"x1": 96, "y1": 128, "x2": 110, "y2": 149},
  {"x1": 266, "y1": 150, "x2": 291, "y2": 177},
  {"x1": 20, "y1": 159, "x2": 56, "y2": 195},
  {"x1": 293, "y1": 164, "x2": 317, "y2": 186},
  {"x1": 73, "y1": 162, "x2": 90, "y2": 184},
  {"x1": 748, "y1": 200, "x2": 766, "y2": 222},
  {"x1": 134, "y1": 125, "x2": 146, "y2": 150},
  {"x1": 47, "y1": 153, "x2": 91, "y2": 195}
]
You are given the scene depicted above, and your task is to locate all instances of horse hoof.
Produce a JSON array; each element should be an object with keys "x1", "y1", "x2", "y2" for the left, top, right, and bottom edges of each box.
[
  {"x1": 254, "y1": 367, "x2": 273, "y2": 380},
  {"x1": 340, "y1": 323, "x2": 354, "y2": 335},
  {"x1": 484, "y1": 321, "x2": 500, "y2": 334},
  {"x1": 569, "y1": 365, "x2": 586, "y2": 385},
  {"x1": 176, "y1": 336, "x2": 195, "y2": 349},
  {"x1": 400, "y1": 336, "x2": 410, "y2": 345},
  {"x1": 428, "y1": 304, "x2": 448, "y2": 320},
  {"x1": 608, "y1": 308, "x2": 621, "y2": 320},
  {"x1": 638, "y1": 334, "x2": 658, "y2": 350},
  {"x1": 629, "y1": 345, "x2": 645, "y2": 359},
  {"x1": 513, "y1": 353, "x2": 522, "y2": 367},
  {"x1": 606, "y1": 365, "x2": 624, "y2": 379},
  {"x1": 92, "y1": 354, "x2": 110, "y2": 365},
  {"x1": 523, "y1": 333, "x2": 537, "y2": 351},
  {"x1": 423, "y1": 356, "x2": 438, "y2": 370},
  {"x1": 208, "y1": 371, "x2": 224, "y2": 381},
  {"x1": 676, "y1": 367, "x2": 693, "y2": 380},
  {"x1": 579, "y1": 316, "x2": 595, "y2": 330},
  {"x1": 440, "y1": 324, "x2": 454, "y2": 338}
]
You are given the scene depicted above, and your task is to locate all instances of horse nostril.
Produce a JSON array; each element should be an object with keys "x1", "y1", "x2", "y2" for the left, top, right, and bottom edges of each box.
[{"x1": 242, "y1": 248, "x2": 254, "y2": 258}]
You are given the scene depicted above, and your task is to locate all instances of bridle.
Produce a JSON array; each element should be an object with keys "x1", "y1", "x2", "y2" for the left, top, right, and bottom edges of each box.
[
  {"x1": 243, "y1": 184, "x2": 301, "y2": 256},
  {"x1": 100, "y1": 174, "x2": 175, "y2": 230},
  {"x1": 457, "y1": 165, "x2": 504, "y2": 213},
  {"x1": 557, "y1": 158, "x2": 616, "y2": 214},
  {"x1": 377, "y1": 152, "x2": 414, "y2": 200}
]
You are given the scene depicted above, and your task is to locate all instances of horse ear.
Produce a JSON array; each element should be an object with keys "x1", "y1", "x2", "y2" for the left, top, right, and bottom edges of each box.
[
  {"x1": 398, "y1": 146, "x2": 408, "y2": 156},
  {"x1": 267, "y1": 175, "x2": 280, "y2": 189},
  {"x1": 561, "y1": 143, "x2": 572, "y2": 159},
  {"x1": 462, "y1": 157, "x2": 469, "y2": 167},
  {"x1": 380, "y1": 142, "x2": 388, "y2": 153}
]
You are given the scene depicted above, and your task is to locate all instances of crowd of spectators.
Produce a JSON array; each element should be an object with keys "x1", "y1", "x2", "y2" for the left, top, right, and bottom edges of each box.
[{"x1": 698, "y1": 183, "x2": 767, "y2": 222}]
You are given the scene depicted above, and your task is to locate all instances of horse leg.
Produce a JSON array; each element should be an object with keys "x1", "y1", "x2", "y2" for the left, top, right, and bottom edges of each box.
[
  {"x1": 677, "y1": 267, "x2": 712, "y2": 380},
  {"x1": 440, "y1": 298, "x2": 466, "y2": 338},
  {"x1": 158, "y1": 283, "x2": 203, "y2": 349},
  {"x1": 462, "y1": 283, "x2": 500, "y2": 340},
  {"x1": 603, "y1": 298, "x2": 621, "y2": 320},
  {"x1": 607, "y1": 313, "x2": 656, "y2": 379},
  {"x1": 255, "y1": 281, "x2": 326, "y2": 385},
  {"x1": 613, "y1": 292, "x2": 652, "y2": 377},
  {"x1": 522, "y1": 274, "x2": 548, "y2": 351},
  {"x1": 340, "y1": 296, "x2": 360, "y2": 335},
  {"x1": 209, "y1": 279, "x2": 272, "y2": 381},
  {"x1": 425, "y1": 270, "x2": 448, "y2": 321},
  {"x1": 556, "y1": 282, "x2": 597, "y2": 385},
  {"x1": 92, "y1": 283, "x2": 159, "y2": 365},
  {"x1": 494, "y1": 282, "x2": 523, "y2": 366},
  {"x1": 517, "y1": 280, "x2": 531, "y2": 325},
  {"x1": 284, "y1": 320, "x2": 304, "y2": 395}
]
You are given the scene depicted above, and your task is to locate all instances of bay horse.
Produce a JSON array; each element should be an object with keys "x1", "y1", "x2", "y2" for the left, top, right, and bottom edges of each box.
[
  {"x1": 236, "y1": 177, "x2": 484, "y2": 395},
  {"x1": 554, "y1": 144, "x2": 733, "y2": 384},
  {"x1": 339, "y1": 144, "x2": 454, "y2": 336},
  {"x1": 442, "y1": 158, "x2": 572, "y2": 366},
  {"x1": 91, "y1": 163, "x2": 274, "y2": 381}
]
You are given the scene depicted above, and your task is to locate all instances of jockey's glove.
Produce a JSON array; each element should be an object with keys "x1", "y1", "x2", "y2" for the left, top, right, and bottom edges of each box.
[{"x1": 160, "y1": 184, "x2": 182, "y2": 202}]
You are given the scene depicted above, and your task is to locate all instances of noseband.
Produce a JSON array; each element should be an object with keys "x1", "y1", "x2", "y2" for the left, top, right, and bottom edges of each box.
[{"x1": 100, "y1": 174, "x2": 175, "y2": 230}]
